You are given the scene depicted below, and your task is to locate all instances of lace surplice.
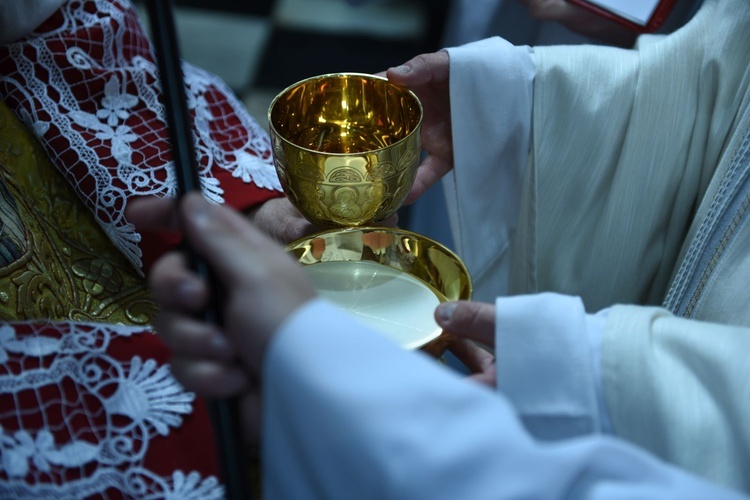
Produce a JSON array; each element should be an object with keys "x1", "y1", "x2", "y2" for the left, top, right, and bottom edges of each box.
[
  {"x1": 0, "y1": 0, "x2": 281, "y2": 271},
  {"x1": 0, "y1": 0, "x2": 282, "y2": 497}
]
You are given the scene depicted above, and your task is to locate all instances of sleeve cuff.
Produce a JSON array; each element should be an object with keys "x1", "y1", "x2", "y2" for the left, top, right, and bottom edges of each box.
[
  {"x1": 444, "y1": 37, "x2": 534, "y2": 303},
  {"x1": 495, "y1": 293, "x2": 611, "y2": 440}
]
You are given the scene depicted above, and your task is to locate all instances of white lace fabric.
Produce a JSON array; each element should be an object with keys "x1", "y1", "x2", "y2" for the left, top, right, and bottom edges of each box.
[
  {"x1": 0, "y1": 0, "x2": 281, "y2": 272},
  {"x1": 0, "y1": 1, "x2": 282, "y2": 497},
  {"x1": 0, "y1": 322, "x2": 223, "y2": 499}
]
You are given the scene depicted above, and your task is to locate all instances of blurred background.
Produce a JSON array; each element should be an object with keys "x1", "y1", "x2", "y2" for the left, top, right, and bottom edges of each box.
[
  {"x1": 132, "y1": 0, "x2": 699, "y2": 246},
  {"x1": 136, "y1": 0, "x2": 449, "y2": 129}
]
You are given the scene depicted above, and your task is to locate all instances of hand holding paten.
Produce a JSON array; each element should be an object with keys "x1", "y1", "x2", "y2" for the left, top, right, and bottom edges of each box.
[
  {"x1": 436, "y1": 301, "x2": 497, "y2": 387},
  {"x1": 134, "y1": 193, "x2": 317, "y2": 447}
]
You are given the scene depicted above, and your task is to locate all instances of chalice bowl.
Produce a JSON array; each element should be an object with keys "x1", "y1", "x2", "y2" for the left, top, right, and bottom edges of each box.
[{"x1": 268, "y1": 73, "x2": 423, "y2": 226}]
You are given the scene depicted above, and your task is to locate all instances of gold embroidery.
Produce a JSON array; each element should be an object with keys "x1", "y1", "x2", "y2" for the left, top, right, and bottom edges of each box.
[{"x1": 0, "y1": 100, "x2": 157, "y2": 325}]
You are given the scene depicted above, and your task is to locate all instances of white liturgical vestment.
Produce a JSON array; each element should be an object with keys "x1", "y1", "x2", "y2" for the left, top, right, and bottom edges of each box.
[
  {"x1": 446, "y1": 0, "x2": 750, "y2": 491},
  {"x1": 262, "y1": 300, "x2": 746, "y2": 499},
  {"x1": 260, "y1": 0, "x2": 750, "y2": 497}
]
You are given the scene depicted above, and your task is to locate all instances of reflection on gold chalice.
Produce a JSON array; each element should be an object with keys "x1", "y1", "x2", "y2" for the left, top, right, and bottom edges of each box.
[
  {"x1": 285, "y1": 227, "x2": 472, "y2": 356},
  {"x1": 268, "y1": 73, "x2": 422, "y2": 227},
  {"x1": 271, "y1": 73, "x2": 471, "y2": 356}
]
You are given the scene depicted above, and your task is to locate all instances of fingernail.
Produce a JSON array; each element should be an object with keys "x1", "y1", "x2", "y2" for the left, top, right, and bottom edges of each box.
[
  {"x1": 436, "y1": 302, "x2": 458, "y2": 325},
  {"x1": 184, "y1": 196, "x2": 212, "y2": 230},
  {"x1": 391, "y1": 64, "x2": 411, "y2": 75}
]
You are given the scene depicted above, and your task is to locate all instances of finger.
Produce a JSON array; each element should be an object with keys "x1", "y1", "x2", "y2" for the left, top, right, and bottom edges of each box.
[
  {"x1": 520, "y1": 0, "x2": 606, "y2": 28},
  {"x1": 179, "y1": 193, "x2": 292, "y2": 289},
  {"x1": 178, "y1": 193, "x2": 316, "y2": 371},
  {"x1": 525, "y1": 0, "x2": 589, "y2": 22},
  {"x1": 154, "y1": 311, "x2": 235, "y2": 361},
  {"x1": 404, "y1": 155, "x2": 451, "y2": 204},
  {"x1": 448, "y1": 337, "x2": 495, "y2": 374},
  {"x1": 377, "y1": 211, "x2": 399, "y2": 227},
  {"x1": 148, "y1": 252, "x2": 209, "y2": 312},
  {"x1": 246, "y1": 197, "x2": 322, "y2": 244},
  {"x1": 467, "y1": 365, "x2": 497, "y2": 387},
  {"x1": 435, "y1": 301, "x2": 496, "y2": 346},
  {"x1": 169, "y1": 356, "x2": 248, "y2": 398},
  {"x1": 126, "y1": 196, "x2": 180, "y2": 232},
  {"x1": 239, "y1": 386, "x2": 262, "y2": 453},
  {"x1": 386, "y1": 51, "x2": 449, "y2": 88}
]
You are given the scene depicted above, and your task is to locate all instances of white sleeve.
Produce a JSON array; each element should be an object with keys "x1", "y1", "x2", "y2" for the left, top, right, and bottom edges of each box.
[
  {"x1": 0, "y1": 0, "x2": 65, "y2": 44},
  {"x1": 261, "y1": 298, "x2": 744, "y2": 500},
  {"x1": 602, "y1": 306, "x2": 750, "y2": 489},
  {"x1": 495, "y1": 293, "x2": 612, "y2": 439},
  {"x1": 444, "y1": 37, "x2": 534, "y2": 303}
]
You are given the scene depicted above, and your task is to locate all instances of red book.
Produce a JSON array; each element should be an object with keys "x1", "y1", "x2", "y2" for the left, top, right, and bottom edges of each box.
[{"x1": 568, "y1": 0, "x2": 678, "y2": 33}]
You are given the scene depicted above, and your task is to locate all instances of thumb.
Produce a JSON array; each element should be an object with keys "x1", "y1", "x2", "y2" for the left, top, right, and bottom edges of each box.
[
  {"x1": 435, "y1": 300, "x2": 496, "y2": 347},
  {"x1": 178, "y1": 193, "x2": 284, "y2": 287},
  {"x1": 386, "y1": 51, "x2": 449, "y2": 88}
]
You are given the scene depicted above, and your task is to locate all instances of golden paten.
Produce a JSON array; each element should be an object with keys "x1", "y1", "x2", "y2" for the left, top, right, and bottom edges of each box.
[
  {"x1": 0, "y1": 100, "x2": 157, "y2": 325},
  {"x1": 285, "y1": 227, "x2": 472, "y2": 357},
  {"x1": 269, "y1": 73, "x2": 422, "y2": 227}
]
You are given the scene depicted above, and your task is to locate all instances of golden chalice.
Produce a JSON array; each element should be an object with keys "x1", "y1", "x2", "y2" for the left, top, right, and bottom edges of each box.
[
  {"x1": 268, "y1": 73, "x2": 422, "y2": 227},
  {"x1": 270, "y1": 73, "x2": 472, "y2": 355}
]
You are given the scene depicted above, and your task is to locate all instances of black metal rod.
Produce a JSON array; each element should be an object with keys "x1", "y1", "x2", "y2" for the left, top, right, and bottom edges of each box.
[{"x1": 144, "y1": 1, "x2": 249, "y2": 498}]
